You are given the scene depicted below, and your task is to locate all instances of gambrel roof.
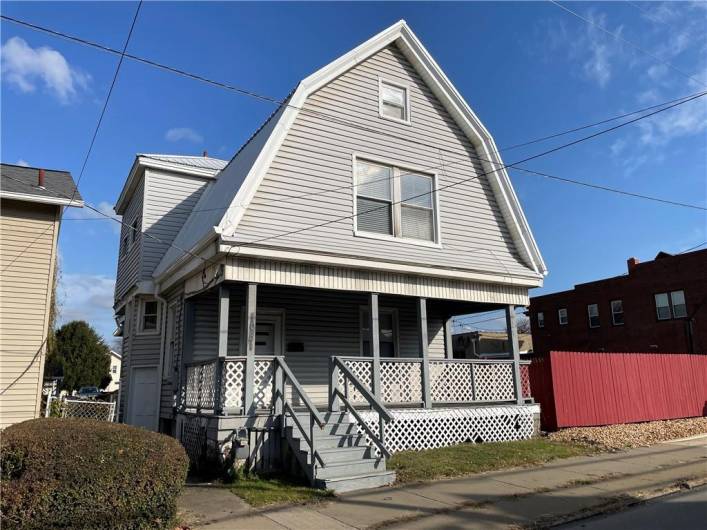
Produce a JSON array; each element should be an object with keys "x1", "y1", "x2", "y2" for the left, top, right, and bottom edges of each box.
[{"x1": 155, "y1": 20, "x2": 546, "y2": 280}]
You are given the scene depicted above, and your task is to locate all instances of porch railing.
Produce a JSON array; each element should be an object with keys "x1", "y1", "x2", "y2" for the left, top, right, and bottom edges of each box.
[{"x1": 332, "y1": 356, "x2": 532, "y2": 407}]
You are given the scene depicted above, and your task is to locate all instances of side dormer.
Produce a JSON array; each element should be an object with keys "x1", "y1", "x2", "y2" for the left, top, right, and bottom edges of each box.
[{"x1": 113, "y1": 154, "x2": 227, "y2": 308}]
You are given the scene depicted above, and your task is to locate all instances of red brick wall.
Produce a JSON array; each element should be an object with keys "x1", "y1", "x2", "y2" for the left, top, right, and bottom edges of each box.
[{"x1": 529, "y1": 250, "x2": 707, "y2": 355}]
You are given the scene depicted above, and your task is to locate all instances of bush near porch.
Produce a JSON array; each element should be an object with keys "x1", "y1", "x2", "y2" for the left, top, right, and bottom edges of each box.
[{"x1": 1, "y1": 418, "x2": 188, "y2": 530}]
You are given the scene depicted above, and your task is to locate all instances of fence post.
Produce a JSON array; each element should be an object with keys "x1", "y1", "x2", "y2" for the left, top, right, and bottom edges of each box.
[{"x1": 274, "y1": 359, "x2": 284, "y2": 416}]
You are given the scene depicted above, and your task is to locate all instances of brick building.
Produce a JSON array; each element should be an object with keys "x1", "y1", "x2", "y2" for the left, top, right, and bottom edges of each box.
[{"x1": 529, "y1": 249, "x2": 707, "y2": 355}]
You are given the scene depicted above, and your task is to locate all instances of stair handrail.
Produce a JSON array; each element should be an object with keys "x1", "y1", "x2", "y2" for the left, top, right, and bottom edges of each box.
[
  {"x1": 330, "y1": 357, "x2": 393, "y2": 458},
  {"x1": 273, "y1": 356, "x2": 326, "y2": 470}
]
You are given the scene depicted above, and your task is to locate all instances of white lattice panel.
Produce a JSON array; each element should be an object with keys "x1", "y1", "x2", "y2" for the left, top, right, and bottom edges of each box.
[
  {"x1": 185, "y1": 366, "x2": 200, "y2": 408},
  {"x1": 254, "y1": 360, "x2": 274, "y2": 409},
  {"x1": 222, "y1": 360, "x2": 244, "y2": 410},
  {"x1": 380, "y1": 361, "x2": 422, "y2": 403},
  {"x1": 473, "y1": 363, "x2": 515, "y2": 402},
  {"x1": 340, "y1": 360, "x2": 373, "y2": 404},
  {"x1": 61, "y1": 399, "x2": 115, "y2": 422},
  {"x1": 201, "y1": 362, "x2": 217, "y2": 409},
  {"x1": 351, "y1": 405, "x2": 539, "y2": 453},
  {"x1": 429, "y1": 362, "x2": 474, "y2": 403}
]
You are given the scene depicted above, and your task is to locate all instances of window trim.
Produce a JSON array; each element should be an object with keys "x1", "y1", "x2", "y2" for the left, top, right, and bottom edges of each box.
[
  {"x1": 352, "y1": 154, "x2": 442, "y2": 248},
  {"x1": 537, "y1": 311, "x2": 545, "y2": 328},
  {"x1": 558, "y1": 308, "x2": 568, "y2": 326},
  {"x1": 359, "y1": 306, "x2": 400, "y2": 357},
  {"x1": 137, "y1": 298, "x2": 160, "y2": 335},
  {"x1": 587, "y1": 303, "x2": 600, "y2": 328},
  {"x1": 669, "y1": 290, "x2": 687, "y2": 319},
  {"x1": 654, "y1": 292, "x2": 672, "y2": 321},
  {"x1": 610, "y1": 299, "x2": 624, "y2": 326},
  {"x1": 378, "y1": 77, "x2": 411, "y2": 125}
]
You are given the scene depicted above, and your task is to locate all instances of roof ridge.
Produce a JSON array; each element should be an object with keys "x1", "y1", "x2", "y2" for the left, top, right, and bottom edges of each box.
[{"x1": 1, "y1": 162, "x2": 71, "y2": 173}]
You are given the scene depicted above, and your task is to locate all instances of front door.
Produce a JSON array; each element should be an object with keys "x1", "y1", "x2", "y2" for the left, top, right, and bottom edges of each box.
[
  {"x1": 243, "y1": 310, "x2": 284, "y2": 356},
  {"x1": 255, "y1": 322, "x2": 277, "y2": 354}
]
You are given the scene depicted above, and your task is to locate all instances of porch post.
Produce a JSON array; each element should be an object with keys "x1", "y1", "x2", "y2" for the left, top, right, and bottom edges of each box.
[
  {"x1": 369, "y1": 293, "x2": 381, "y2": 400},
  {"x1": 444, "y1": 316, "x2": 454, "y2": 359},
  {"x1": 505, "y1": 305, "x2": 524, "y2": 405},
  {"x1": 217, "y1": 285, "x2": 230, "y2": 358},
  {"x1": 178, "y1": 299, "x2": 196, "y2": 410},
  {"x1": 244, "y1": 283, "x2": 258, "y2": 415},
  {"x1": 418, "y1": 298, "x2": 431, "y2": 408}
]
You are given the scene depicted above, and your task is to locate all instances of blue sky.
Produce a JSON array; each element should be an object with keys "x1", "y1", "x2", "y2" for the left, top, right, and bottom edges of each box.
[{"x1": 2, "y1": 1, "x2": 706, "y2": 340}]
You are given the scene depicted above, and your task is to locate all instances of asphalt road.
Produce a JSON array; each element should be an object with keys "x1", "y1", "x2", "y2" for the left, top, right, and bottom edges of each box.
[{"x1": 559, "y1": 486, "x2": 707, "y2": 530}]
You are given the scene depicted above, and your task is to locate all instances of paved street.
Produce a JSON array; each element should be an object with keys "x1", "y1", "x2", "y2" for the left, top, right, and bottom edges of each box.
[{"x1": 559, "y1": 485, "x2": 707, "y2": 530}]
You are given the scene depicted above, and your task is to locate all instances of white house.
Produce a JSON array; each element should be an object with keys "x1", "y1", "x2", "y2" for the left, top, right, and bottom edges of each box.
[
  {"x1": 113, "y1": 21, "x2": 544, "y2": 492},
  {"x1": 105, "y1": 350, "x2": 122, "y2": 393}
]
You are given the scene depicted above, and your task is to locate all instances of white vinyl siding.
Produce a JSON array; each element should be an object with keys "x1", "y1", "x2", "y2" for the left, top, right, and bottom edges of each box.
[
  {"x1": 0, "y1": 199, "x2": 59, "y2": 429},
  {"x1": 233, "y1": 44, "x2": 534, "y2": 278},
  {"x1": 115, "y1": 179, "x2": 144, "y2": 300}
]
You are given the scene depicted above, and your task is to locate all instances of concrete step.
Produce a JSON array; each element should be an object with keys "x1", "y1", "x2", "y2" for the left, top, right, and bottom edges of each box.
[
  {"x1": 315, "y1": 457, "x2": 385, "y2": 480},
  {"x1": 315, "y1": 470, "x2": 397, "y2": 493}
]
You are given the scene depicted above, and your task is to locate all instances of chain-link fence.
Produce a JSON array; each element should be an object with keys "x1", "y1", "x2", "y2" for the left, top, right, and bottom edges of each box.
[{"x1": 45, "y1": 395, "x2": 116, "y2": 422}]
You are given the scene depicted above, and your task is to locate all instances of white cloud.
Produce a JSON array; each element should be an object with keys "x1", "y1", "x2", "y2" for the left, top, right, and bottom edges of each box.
[
  {"x1": 610, "y1": 138, "x2": 627, "y2": 156},
  {"x1": 165, "y1": 127, "x2": 204, "y2": 143},
  {"x1": 1, "y1": 36, "x2": 90, "y2": 103},
  {"x1": 15, "y1": 158, "x2": 30, "y2": 167},
  {"x1": 637, "y1": 100, "x2": 707, "y2": 146},
  {"x1": 56, "y1": 273, "x2": 116, "y2": 340},
  {"x1": 580, "y1": 12, "x2": 625, "y2": 88},
  {"x1": 68, "y1": 200, "x2": 122, "y2": 235}
]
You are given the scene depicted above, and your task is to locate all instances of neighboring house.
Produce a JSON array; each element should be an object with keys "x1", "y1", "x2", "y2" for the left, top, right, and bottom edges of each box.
[
  {"x1": 105, "y1": 350, "x2": 122, "y2": 393},
  {"x1": 114, "y1": 21, "x2": 545, "y2": 491},
  {"x1": 0, "y1": 163, "x2": 83, "y2": 429},
  {"x1": 453, "y1": 330, "x2": 533, "y2": 358},
  {"x1": 530, "y1": 250, "x2": 707, "y2": 355}
]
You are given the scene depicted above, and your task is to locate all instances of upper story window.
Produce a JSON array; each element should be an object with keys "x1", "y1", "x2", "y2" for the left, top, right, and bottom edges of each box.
[
  {"x1": 537, "y1": 312, "x2": 545, "y2": 328},
  {"x1": 611, "y1": 300, "x2": 624, "y2": 325},
  {"x1": 139, "y1": 299, "x2": 159, "y2": 334},
  {"x1": 130, "y1": 218, "x2": 139, "y2": 244},
  {"x1": 655, "y1": 290, "x2": 687, "y2": 320},
  {"x1": 121, "y1": 234, "x2": 129, "y2": 259},
  {"x1": 558, "y1": 308, "x2": 568, "y2": 326},
  {"x1": 587, "y1": 304, "x2": 599, "y2": 328},
  {"x1": 379, "y1": 79, "x2": 410, "y2": 124},
  {"x1": 112, "y1": 365, "x2": 117, "y2": 374},
  {"x1": 355, "y1": 159, "x2": 438, "y2": 244}
]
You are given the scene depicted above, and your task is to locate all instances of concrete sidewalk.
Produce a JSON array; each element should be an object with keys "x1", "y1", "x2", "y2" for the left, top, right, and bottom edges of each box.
[{"x1": 178, "y1": 435, "x2": 707, "y2": 529}]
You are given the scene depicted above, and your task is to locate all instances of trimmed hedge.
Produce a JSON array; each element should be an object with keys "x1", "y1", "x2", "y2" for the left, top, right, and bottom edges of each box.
[{"x1": 1, "y1": 418, "x2": 188, "y2": 530}]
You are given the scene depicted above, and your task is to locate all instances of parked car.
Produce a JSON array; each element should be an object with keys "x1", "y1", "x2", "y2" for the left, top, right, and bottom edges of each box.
[{"x1": 76, "y1": 387, "x2": 101, "y2": 399}]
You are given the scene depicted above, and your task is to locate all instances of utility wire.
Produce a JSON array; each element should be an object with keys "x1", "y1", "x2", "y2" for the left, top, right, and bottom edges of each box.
[
  {"x1": 548, "y1": 0, "x2": 707, "y2": 88},
  {"x1": 67, "y1": 1, "x2": 142, "y2": 206},
  {"x1": 3, "y1": 13, "x2": 705, "y2": 214}
]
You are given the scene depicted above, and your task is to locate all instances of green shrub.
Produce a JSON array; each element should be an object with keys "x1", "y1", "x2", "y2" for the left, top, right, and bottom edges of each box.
[{"x1": 1, "y1": 418, "x2": 188, "y2": 530}]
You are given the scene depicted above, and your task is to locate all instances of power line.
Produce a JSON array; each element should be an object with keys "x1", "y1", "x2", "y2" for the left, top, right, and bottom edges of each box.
[
  {"x1": 4, "y1": 13, "x2": 705, "y2": 216},
  {"x1": 548, "y1": 0, "x2": 707, "y2": 88},
  {"x1": 67, "y1": 1, "x2": 142, "y2": 206}
]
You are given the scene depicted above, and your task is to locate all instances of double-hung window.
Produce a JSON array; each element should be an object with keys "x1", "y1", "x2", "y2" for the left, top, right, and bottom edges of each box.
[
  {"x1": 558, "y1": 308, "x2": 568, "y2": 326},
  {"x1": 130, "y1": 218, "x2": 139, "y2": 244},
  {"x1": 611, "y1": 300, "x2": 624, "y2": 325},
  {"x1": 379, "y1": 80, "x2": 409, "y2": 123},
  {"x1": 355, "y1": 159, "x2": 437, "y2": 243},
  {"x1": 587, "y1": 304, "x2": 599, "y2": 328},
  {"x1": 139, "y1": 300, "x2": 159, "y2": 333},
  {"x1": 655, "y1": 290, "x2": 687, "y2": 320},
  {"x1": 537, "y1": 312, "x2": 545, "y2": 328}
]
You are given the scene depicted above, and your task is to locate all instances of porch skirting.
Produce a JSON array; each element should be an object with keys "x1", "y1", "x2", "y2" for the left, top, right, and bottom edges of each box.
[{"x1": 352, "y1": 404, "x2": 541, "y2": 453}]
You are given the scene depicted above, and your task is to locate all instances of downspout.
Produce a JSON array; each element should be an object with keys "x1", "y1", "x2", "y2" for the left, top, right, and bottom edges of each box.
[{"x1": 154, "y1": 287, "x2": 169, "y2": 433}]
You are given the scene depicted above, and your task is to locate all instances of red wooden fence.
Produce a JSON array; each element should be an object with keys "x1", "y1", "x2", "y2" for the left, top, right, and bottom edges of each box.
[{"x1": 529, "y1": 351, "x2": 707, "y2": 430}]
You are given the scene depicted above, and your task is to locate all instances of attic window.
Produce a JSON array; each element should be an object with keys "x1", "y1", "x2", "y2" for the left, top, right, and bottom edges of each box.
[{"x1": 379, "y1": 79, "x2": 410, "y2": 123}]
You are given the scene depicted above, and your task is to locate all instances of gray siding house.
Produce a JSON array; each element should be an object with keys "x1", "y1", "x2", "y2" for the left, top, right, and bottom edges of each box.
[{"x1": 114, "y1": 21, "x2": 545, "y2": 492}]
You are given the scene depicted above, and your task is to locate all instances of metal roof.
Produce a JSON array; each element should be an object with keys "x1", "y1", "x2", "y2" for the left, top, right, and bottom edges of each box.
[
  {"x1": 138, "y1": 154, "x2": 228, "y2": 171},
  {"x1": 1, "y1": 163, "x2": 83, "y2": 206}
]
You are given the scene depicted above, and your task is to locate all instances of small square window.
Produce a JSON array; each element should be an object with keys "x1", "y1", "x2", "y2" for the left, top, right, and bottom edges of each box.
[
  {"x1": 587, "y1": 304, "x2": 599, "y2": 328},
  {"x1": 380, "y1": 80, "x2": 409, "y2": 123},
  {"x1": 611, "y1": 300, "x2": 624, "y2": 326},
  {"x1": 537, "y1": 312, "x2": 545, "y2": 328},
  {"x1": 655, "y1": 293, "x2": 671, "y2": 320},
  {"x1": 670, "y1": 290, "x2": 687, "y2": 318},
  {"x1": 558, "y1": 308, "x2": 568, "y2": 326}
]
